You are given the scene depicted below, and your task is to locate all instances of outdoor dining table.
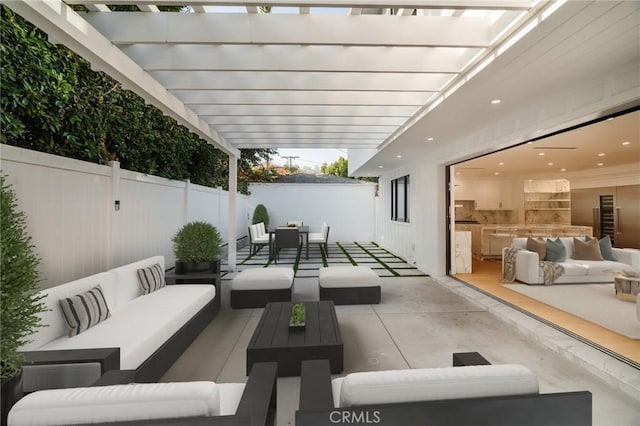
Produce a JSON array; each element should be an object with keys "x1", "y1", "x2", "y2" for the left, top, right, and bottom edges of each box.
[{"x1": 268, "y1": 225, "x2": 309, "y2": 261}]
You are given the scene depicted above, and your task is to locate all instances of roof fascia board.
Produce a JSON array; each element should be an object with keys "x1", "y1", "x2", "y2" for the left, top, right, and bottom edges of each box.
[
  {"x1": 68, "y1": 0, "x2": 532, "y2": 10},
  {"x1": 4, "y1": 0, "x2": 240, "y2": 157}
]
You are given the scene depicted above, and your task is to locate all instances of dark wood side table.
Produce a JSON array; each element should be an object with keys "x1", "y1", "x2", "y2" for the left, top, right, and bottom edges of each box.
[{"x1": 246, "y1": 301, "x2": 343, "y2": 377}]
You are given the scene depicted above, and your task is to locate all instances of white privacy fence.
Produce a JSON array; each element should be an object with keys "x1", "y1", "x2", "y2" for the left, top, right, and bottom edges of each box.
[
  {"x1": 248, "y1": 182, "x2": 377, "y2": 242},
  {"x1": 0, "y1": 144, "x2": 248, "y2": 289},
  {"x1": 1, "y1": 144, "x2": 378, "y2": 290}
]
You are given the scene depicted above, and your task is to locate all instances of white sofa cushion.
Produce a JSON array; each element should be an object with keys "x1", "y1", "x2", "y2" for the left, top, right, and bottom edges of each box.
[
  {"x1": 8, "y1": 381, "x2": 232, "y2": 426},
  {"x1": 231, "y1": 267, "x2": 294, "y2": 290},
  {"x1": 319, "y1": 266, "x2": 381, "y2": 288},
  {"x1": 59, "y1": 285, "x2": 111, "y2": 336},
  {"x1": 20, "y1": 272, "x2": 117, "y2": 351},
  {"x1": 110, "y1": 255, "x2": 165, "y2": 307},
  {"x1": 333, "y1": 364, "x2": 539, "y2": 408},
  {"x1": 565, "y1": 259, "x2": 627, "y2": 276},
  {"x1": 36, "y1": 284, "x2": 215, "y2": 370}
]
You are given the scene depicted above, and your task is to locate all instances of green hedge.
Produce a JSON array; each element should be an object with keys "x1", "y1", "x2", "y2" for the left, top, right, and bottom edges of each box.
[{"x1": 0, "y1": 6, "x2": 274, "y2": 194}]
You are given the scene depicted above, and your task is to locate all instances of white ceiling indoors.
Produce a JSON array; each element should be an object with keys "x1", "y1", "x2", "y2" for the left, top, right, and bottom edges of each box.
[{"x1": 5, "y1": 1, "x2": 640, "y2": 171}]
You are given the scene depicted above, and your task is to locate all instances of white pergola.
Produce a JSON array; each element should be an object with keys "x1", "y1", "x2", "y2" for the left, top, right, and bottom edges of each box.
[{"x1": 1, "y1": 0, "x2": 605, "y2": 269}]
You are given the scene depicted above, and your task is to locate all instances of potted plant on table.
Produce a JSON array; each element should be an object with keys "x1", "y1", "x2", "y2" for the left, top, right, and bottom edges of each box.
[
  {"x1": 1, "y1": 176, "x2": 46, "y2": 426},
  {"x1": 172, "y1": 221, "x2": 223, "y2": 274},
  {"x1": 289, "y1": 302, "x2": 306, "y2": 331}
]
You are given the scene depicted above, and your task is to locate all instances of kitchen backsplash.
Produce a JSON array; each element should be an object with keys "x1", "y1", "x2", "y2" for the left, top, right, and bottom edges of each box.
[{"x1": 473, "y1": 210, "x2": 519, "y2": 224}]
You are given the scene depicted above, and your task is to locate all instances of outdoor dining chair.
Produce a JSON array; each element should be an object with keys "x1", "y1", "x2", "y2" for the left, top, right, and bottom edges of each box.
[
  {"x1": 274, "y1": 227, "x2": 300, "y2": 263},
  {"x1": 308, "y1": 222, "x2": 330, "y2": 256},
  {"x1": 249, "y1": 224, "x2": 271, "y2": 255}
]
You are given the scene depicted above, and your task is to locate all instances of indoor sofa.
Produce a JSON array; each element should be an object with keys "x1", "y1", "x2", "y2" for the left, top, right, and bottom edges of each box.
[
  {"x1": 505, "y1": 237, "x2": 640, "y2": 285},
  {"x1": 296, "y1": 354, "x2": 592, "y2": 426},
  {"x1": 19, "y1": 255, "x2": 220, "y2": 389},
  {"x1": 8, "y1": 362, "x2": 277, "y2": 426}
]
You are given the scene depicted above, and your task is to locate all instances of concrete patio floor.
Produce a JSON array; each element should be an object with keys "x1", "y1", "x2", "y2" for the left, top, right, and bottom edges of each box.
[{"x1": 160, "y1": 243, "x2": 640, "y2": 425}]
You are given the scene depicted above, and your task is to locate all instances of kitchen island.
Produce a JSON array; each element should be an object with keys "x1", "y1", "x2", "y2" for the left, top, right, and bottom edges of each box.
[{"x1": 455, "y1": 224, "x2": 593, "y2": 260}]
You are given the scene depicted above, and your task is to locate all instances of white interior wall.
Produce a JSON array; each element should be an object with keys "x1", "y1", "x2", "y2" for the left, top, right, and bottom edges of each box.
[
  {"x1": 0, "y1": 144, "x2": 243, "y2": 289},
  {"x1": 376, "y1": 64, "x2": 639, "y2": 277},
  {"x1": 247, "y1": 182, "x2": 376, "y2": 242}
]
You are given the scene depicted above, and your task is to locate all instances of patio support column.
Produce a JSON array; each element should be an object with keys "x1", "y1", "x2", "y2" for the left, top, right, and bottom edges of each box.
[
  {"x1": 227, "y1": 154, "x2": 238, "y2": 271},
  {"x1": 107, "y1": 160, "x2": 120, "y2": 269}
]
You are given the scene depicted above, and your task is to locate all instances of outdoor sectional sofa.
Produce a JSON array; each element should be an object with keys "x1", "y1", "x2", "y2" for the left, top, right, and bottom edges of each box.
[
  {"x1": 296, "y1": 354, "x2": 592, "y2": 426},
  {"x1": 8, "y1": 362, "x2": 277, "y2": 426},
  {"x1": 19, "y1": 255, "x2": 220, "y2": 389},
  {"x1": 505, "y1": 237, "x2": 640, "y2": 285}
]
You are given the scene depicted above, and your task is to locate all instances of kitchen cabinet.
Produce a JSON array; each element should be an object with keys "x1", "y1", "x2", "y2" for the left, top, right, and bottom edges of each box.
[
  {"x1": 455, "y1": 178, "x2": 514, "y2": 209},
  {"x1": 524, "y1": 180, "x2": 571, "y2": 224}
]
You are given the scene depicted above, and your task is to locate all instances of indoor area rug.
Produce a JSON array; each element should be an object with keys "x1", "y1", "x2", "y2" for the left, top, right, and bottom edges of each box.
[{"x1": 503, "y1": 283, "x2": 640, "y2": 339}]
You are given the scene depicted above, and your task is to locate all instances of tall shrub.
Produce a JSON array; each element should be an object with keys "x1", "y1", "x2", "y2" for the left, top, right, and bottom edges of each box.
[
  {"x1": 0, "y1": 175, "x2": 46, "y2": 379},
  {"x1": 252, "y1": 204, "x2": 269, "y2": 227}
]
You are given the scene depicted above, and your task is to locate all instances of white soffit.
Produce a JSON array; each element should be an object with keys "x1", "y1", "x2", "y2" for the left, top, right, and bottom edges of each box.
[{"x1": 7, "y1": 0, "x2": 546, "y2": 151}]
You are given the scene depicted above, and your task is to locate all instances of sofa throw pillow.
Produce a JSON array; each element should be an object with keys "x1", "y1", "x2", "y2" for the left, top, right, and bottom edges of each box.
[
  {"x1": 573, "y1": 237, "x2": 604, "y2": 261},
  {"x1": 586, "y1": 235, "x2": 617, "y2": 261},
  {"x1": 59, "y1": 285, "x2": 111, "y2": 337},
  {"x1": 137, "y1": 263, "x2": 166, "y2": 295},
  {"x1": 526, "y1": 237, "x2": 546, "y2": 260},
  {"x1": 545, "y1": 238, "x2": 566, "y2": 262}
]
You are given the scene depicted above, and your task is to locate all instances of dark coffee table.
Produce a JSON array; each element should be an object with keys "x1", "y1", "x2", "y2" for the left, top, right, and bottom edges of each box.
[{"x1": 246, "y1": 301, "x2": 343, "y2": 377}]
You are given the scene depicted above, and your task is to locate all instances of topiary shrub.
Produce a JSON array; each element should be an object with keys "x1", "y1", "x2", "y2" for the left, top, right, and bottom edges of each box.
[
  {"x1": 172, "y1": 221, "x2": 222, "y2": 263},
  {"x1": 1, "y1": 175, "x2": 46, "y2": 380},
  {"x1": 252, "y1": 204, "x2": 269, "y2": 227}
]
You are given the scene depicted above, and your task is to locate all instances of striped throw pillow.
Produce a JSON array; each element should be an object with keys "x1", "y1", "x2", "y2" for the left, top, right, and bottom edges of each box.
[
  {"x1": 137, "y1": 263, "x2": 166, "y2": 295},
  {"x1": 59, "y1": 285, "x2": 111, "y2": 337}
]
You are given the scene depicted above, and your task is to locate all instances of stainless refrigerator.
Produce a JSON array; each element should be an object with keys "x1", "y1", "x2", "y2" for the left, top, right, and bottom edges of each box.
[{"x1": 571, "y1": 185, "x2": 640, "y2": 249}]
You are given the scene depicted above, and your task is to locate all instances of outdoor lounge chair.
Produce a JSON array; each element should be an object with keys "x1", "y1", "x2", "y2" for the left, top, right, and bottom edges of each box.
[
  {"x1": 296, "y1": 354, "x2": 591, "y2": 426},
  {"x1": 9, "y1": 362, "x2": 278, "y2": 426}
]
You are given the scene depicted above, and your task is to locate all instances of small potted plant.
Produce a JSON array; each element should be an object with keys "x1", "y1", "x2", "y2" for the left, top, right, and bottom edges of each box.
[
  {"x1": 289, "y1": 302, "x2": 306, "y2": 331},
  {"x1": 1, "y1": 176, "x2": 46, "y2": 425},
  {"x1": 172, "y1": 221, "x2": 223, "y2": 274}
]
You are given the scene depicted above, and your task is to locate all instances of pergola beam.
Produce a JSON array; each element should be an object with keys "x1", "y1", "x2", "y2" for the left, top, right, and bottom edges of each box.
[
  {"x1": 67, "y1": 0, "x2": 533, "y2": 10},
  {"x1": 150, "y1": 71, "x2": 450, "y2": 92},
  {"x1": 202, "y1": 115, "x2": 408, "y2": 126},
  {"x1": 4, "y1": 0, "x2": 239, "y2": 157},
  {"x1": 171, "y1": 90, "x2": 433, "y2": 106},
  {"x1": 120, "y1": 45, "x2": 474, "y2": 73},
  {"x1": 84, "y1": 13, "x2": 492, "y2": 47},
  {"x1": 190, "y1": 104, "x2": 418, "y2": 116}
]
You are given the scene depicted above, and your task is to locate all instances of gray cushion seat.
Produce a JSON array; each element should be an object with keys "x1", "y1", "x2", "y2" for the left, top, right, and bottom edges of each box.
[
  {"x1": 230, "y1": 267, "x2": 294, "y2": 309},
  {"x1": 319, "y1": 266, "x2": 381, "y2": 305}
]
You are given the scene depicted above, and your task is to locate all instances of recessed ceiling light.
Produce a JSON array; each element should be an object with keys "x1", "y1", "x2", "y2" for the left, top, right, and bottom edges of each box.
[
  {"x1": 538, "y1": 152, "x2": 545, "y2": 156},
  {"x1": 597, "y1": 163, "x2": 604, "y2": 166},
  {"x1": 498, "y1": 162, "x2": 504, "y2": 166},
  {"x1": 456, "y1": 172, "x2": 460, "y2": 175},
  {"x1": 622, "y1": 141, "x2": 630, "y2": 145},
  {"x1": 427, "y1": 137, "x2": 434, "y2": 141},
  {"x1": 547, "y1": 162, "x2": 553, "y2": 166},
  {"x1": 561, "y1": 168, "x2": 567, "y2": 172},
  {"x1": 491, "y1": 99, "x2": 501, "y2": 105},
  {"x1": 607, "y1": 117, "x2": 614, "y2": 121},
  {"x1": 378, "y1": 165, "x2": 383, "y2": 169},
  {"x1": 494, "y1": 172, "x2": 499, "y2": 175},
  {"x1": 598, "y1": 153, "x2": 605, "y2": 157},
  {"x1": 396, "y1": 155, "x2": 402, "y2": 158}
]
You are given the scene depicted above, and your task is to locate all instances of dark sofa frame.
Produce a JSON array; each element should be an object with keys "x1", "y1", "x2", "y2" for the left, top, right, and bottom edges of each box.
[
  {"x1": 319, "y1": 285, "x2": 381, "y2": 305},
  {"x1": 21, "y1": 279, "x2": 221, "y2": 384},
  {"x1": 296, "y1": 354, "x2": 592, "y2": 426},
  {"x1": 230, "y1": 286, "x2": 292, "y2": 309}
]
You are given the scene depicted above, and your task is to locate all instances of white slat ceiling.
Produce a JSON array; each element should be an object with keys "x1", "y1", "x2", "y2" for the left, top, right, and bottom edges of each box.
[{"x1": 10, "y1": 0, "x2": 552, "y2": 152}]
